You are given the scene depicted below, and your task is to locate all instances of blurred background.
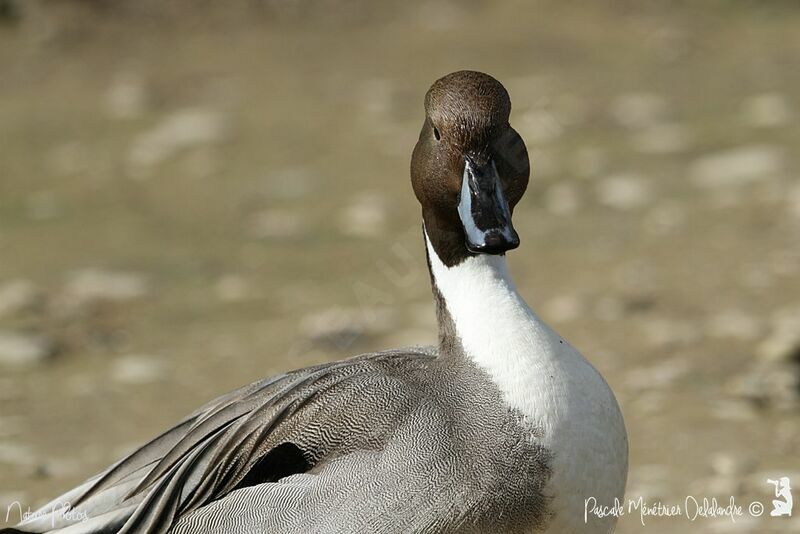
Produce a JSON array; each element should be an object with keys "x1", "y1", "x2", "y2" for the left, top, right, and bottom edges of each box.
[{"x1": 0, "y1": 1, "x2": 798, "y2": 532}]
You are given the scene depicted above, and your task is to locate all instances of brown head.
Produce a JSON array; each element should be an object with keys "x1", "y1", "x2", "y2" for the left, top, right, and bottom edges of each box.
[{"x1": 411, "y1": 71, "x2": 530, "y2": 267}]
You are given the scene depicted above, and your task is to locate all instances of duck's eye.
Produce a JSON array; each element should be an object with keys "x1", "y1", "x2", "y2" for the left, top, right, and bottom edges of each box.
[{"x1": 433, "y1": 126, "x2": 441, "y2": 141}]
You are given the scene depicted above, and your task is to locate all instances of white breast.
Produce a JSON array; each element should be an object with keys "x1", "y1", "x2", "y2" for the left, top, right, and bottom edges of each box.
[{"x1": 426, "y1": 233, "x2": 628, "y2": 533}]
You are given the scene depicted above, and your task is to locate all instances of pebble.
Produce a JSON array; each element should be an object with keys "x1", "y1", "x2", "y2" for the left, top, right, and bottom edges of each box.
[
  {"x1": 610, "y1": 93, "x2": 668, "y2": 129},
  {"x1": 0, "y1": 279, "x2": 41, "y2": 319},
  {"x1": 741, "y1": 92, "x2": 792, "y2": 128},
  {"x1": 631, "y1": 122, "x2": 691, "y2": 154},
  {"x1": 127, "y1": 108, "x2": 230, "y2": 178},
  {"x1": 690, "y1": 144, "x2": 785, "y2": 188},
  {"x1": 110, "y1": 355, "x2": 168, "y2": 385},
  {"x1": 596, "y1": 173, "x2": 652, "y2": 210},
  {"x1": 338, "y1": 192, "x2": 387, "y2": 238},
  {"x1": 0, "y1": 332, "x2": 55, "y2": 367},
  {"x1": 63, "y1": 269, "x2": 149, "y2": 306}
]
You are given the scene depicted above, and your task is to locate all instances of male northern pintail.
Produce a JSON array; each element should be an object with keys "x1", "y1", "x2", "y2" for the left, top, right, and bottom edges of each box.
[{"x1": 4, "y1": 71, "x2": 628, "y2": 534}]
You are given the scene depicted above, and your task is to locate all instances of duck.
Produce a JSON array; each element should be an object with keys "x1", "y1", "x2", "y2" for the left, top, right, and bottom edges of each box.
[{"x1": 3, "y1": 70, "x2": 628, "y2": 534}]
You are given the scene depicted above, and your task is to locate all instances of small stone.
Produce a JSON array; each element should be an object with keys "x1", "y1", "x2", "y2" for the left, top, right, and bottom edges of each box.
[
  {"x1": 338, "y1": 192, "x2": 387, "y2": 238},
  {"x1": 690, "y1": 145, "x2": 785, "y2": 188},
  {"x1": 596, "y1": 174, "x2": 652, "y2": 210},
  {"x1": 741, "y1": 93, "x2": 792, "y2": 128},
  {"x1": 0, "y1": 279, "x2": 41, "y2": 319},
  {"x1": 127, "y1": 108, "x2": 230, "y2": 178},
  {"x1": 543, "y1": 183, "x2": 580, "y2": 215},
  {"x1": 63, "y1": 269, "x2": 150, "y2": 306},
  {"x1": 610, "y1": 93, "x2": 668, "y2": 129},
  {"x1": 0, "y1": 332, "x2": 55, "y2": 367},
  {"x1": 110, "y1": 355, "x2": 167, "y2": 385},
  {"x1": 632, "y1": 122, "x2": 691, "y2": 154}
]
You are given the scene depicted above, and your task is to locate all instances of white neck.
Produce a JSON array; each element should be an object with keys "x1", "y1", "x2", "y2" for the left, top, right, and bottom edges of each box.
[
  {"x1": 425, "y1": 231, "x2": 563, "y2": 417},
  {"x1": 425, "y1": 230, "x2": 628, "y2": 533}
]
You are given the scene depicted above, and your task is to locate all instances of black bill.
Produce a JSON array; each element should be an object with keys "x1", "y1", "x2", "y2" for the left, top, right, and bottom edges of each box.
[{"x1": 457, "y1": 155, "x2": 520, "y2": 255}]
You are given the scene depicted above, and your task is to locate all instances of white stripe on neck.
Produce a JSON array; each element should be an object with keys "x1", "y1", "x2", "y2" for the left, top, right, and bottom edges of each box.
[{"x1": 425, "y1": 230, "x2": 563, "y2": 419}]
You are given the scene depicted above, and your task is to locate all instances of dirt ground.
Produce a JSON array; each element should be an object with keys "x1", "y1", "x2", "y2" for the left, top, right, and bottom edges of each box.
[{"x1": 0, "y1": 1, "x2": 799, "y2": 532}]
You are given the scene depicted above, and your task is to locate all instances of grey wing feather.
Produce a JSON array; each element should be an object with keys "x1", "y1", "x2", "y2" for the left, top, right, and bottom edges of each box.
[{"x1": 9, "y1": 349, "x2": 436, "y2": 534}]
